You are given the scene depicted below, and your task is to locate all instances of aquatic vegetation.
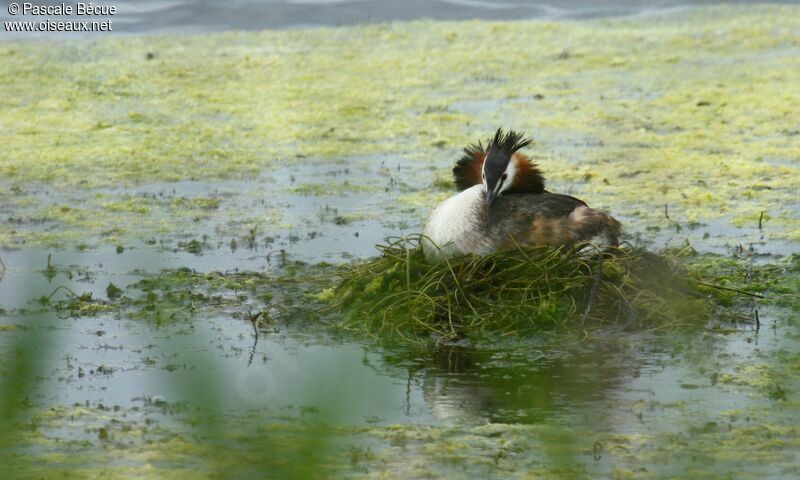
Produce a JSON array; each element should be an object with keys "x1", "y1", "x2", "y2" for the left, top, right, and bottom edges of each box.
[
  {"x1": 7, "y1": 391, "x2": 799, "y2": 480},
  {"x1": 2, "y1": 5, "x2": 800, "y2": 479},
  {"x1": 686, "y1": 253, "x2": 800, "y2": 310},
  {"x1": 1, "y1": 6, "x2": 799, "y2": 248},
  {"x1": 3, "y1": 246, "x2": 798, "y2": 479},
  {"x1": 323, "y1": 237, "x2": 764, "y2": 343},
  {"x1": 43, "y1": 263, "x2": 325, "y2": 329},
  {"x1": 37, "y1": 241, "x2": 777, "y2": 343}
]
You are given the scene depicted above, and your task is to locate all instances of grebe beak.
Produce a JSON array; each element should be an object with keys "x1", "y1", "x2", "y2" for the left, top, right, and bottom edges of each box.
[{"x1": 485, "y1": 177, "x2": 504, "y2": 207}]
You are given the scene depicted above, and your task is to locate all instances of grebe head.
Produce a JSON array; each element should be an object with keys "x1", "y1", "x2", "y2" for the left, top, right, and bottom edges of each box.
[{"x1": 482, "y1": 128, "x2": 533, "y2": 206}]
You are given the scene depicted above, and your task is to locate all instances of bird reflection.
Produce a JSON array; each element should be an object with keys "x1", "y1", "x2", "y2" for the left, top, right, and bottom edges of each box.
[{"x1": 389, "y1": 340, "x2": 637, "y2": 425}]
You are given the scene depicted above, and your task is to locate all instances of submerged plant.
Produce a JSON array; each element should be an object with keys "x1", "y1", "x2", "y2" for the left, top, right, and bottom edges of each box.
[{"x1": 323, "y1": 236, "x2": 742, "y2": 343}]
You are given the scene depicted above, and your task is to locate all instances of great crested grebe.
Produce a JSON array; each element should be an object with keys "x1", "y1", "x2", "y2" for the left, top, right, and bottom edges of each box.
[{"x1": 422, "y1": 128, "x2": 621, "y2": 262}]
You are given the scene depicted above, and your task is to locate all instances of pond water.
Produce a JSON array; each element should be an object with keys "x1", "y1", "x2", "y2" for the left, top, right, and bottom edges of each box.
[
  {"x1": 1, "y1": 165, "x2": 798, "y2": 477},
  {"x1": 2, "y1": 4, "x2": 800, "y2": 478},
  {"x1": 4, "y1": 0, "x2": 799, "y2": 37}
]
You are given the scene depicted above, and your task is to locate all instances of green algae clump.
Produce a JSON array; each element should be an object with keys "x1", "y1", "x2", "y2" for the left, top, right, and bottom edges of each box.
[{"x1": 326, "y1": 237, "x2": 723, "y2": 342}]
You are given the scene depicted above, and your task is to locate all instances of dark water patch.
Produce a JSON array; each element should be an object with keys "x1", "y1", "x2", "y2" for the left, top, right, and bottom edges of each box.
[{"x1": 0, "y1": 307, "x2": 427, "y2": 424}]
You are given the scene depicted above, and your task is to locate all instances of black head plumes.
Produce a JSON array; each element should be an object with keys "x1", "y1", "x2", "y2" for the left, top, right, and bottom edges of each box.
[
  {"x1": 483, "y1": 128, "x2": 533, "y2": 206},
  {"x1": 491, "y1": 128, "x2": 533, "y2": 157}
]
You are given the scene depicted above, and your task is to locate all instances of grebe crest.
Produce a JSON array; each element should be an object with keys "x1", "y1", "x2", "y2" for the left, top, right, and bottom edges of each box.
[
  {"x1": 453, "y1": 129, "x2": 545, "y2": 195},
  {"x1": 423, "y1": 128, "x2": 621, "y2": 262}
]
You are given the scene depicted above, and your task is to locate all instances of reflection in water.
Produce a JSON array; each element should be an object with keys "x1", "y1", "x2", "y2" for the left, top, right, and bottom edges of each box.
[
  {"x1": 358, "y1": 320, "x2": 800, "y2": 477},
  {"x1": 383, "y1": 338, "x2": 638, "y2": 425}
]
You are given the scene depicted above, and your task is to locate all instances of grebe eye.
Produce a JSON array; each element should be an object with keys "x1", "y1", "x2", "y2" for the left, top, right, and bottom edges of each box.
[{"x1": 501, "y1": 173, "x2": 508, "y2": 181}]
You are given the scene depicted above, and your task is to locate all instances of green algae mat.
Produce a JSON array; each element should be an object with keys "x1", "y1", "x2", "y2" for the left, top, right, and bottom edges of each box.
[
  {"x1": 1, "y1": 5, "x2": 799, "y2": 249},
  {"x1": 2, "y1": 5, "x2": 800, "y2": 480}
]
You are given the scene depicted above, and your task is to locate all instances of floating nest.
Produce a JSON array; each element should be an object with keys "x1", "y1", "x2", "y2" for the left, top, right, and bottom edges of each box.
[{"x1": 321, "y1": 236, "x2": 734, "y2": 342}]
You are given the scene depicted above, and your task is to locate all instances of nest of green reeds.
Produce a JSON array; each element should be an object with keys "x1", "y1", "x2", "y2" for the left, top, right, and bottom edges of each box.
[{"x1": 322, "y1": 236, "x2": 720, "y2": 342}]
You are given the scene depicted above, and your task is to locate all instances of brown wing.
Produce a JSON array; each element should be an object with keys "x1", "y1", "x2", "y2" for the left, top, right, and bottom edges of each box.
[
  {"x1": 487, "y1": 193, "x2": 620, "y2": 248},
  {"x1": 542, "y1": 190, "x2": 589, "y2": 207},
  {"x1": 495, "y1": 193, "x2": 586, "y2": 218}
]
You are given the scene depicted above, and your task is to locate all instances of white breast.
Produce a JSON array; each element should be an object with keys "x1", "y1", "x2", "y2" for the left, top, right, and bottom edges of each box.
[{"x1": 421, "y1": 185, "x2": 491, "y2": 262}]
